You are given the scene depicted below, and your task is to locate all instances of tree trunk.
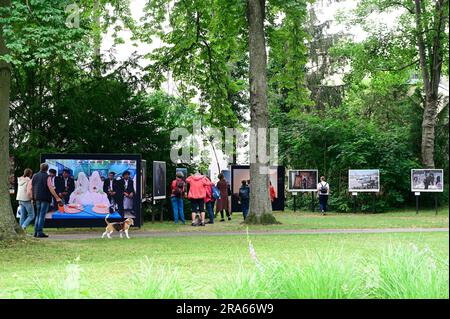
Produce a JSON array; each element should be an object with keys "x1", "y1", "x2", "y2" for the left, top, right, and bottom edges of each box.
[
  {"x1": 0, "y1": 0, "x2": 22, "y2": 240},
  {"x1": 246, "y1": 0, "x2": 277, "y2": 224},
  {"x1": 415, "y1": 0, "x2": 446, "y2": 168},
  {"x1": 421, "y1": 98, "x2": 438, "y2": 168}
]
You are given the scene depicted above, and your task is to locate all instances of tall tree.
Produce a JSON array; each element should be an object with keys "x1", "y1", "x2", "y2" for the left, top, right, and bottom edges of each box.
[
  {"x1": 414, "y1": 0, "x2": 448, "y2": 168},
  {"x1": 344, "y1": 0, "x2": 449, "y2": 168},
  {"x1": 0, "y1": 0, "x2": 21, "y2": 239},
  {"x1": 246, "y1": 0, "x2": 275, "y2": 223}
]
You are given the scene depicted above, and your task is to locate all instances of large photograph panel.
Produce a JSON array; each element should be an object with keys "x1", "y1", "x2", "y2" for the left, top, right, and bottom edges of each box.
[
  {"x1": 288, "y1": 170, "x2": 318, "y2": 192},
  {"x1": 348, "y1": 169, "x2": 380, "y2": 193},
  {"x1": 231, "y1": 165, "x2": 285, "y2": 212},
  {"x1": 153, "y1": 161, "x2": 167, "y2": 200},
  {"x1": 411, "y1": 169, "x2": 444, "y2": 192},
  {"x1": 42, "y1": 154, "x2": 142, "y2": 228}
]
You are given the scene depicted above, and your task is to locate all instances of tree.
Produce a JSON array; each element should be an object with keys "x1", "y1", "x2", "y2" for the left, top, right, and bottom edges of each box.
[
  {"x1": 245, "y1": 0, "x2": 276, "y2": 223},
  {"x1": 0, "y1": 0, "x2": 21, "y2": 239},
  {"x1": 344, "y1": 0, "x2": 449, "y2": 168},
  {"x1": 414, "y1": 0, "x2": 448, "y2": 168}
]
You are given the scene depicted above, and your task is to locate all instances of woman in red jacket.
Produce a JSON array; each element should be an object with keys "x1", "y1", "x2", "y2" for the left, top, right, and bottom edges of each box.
[{"x1": 186, "y1": 172, "x2": 211, "y2": 226}]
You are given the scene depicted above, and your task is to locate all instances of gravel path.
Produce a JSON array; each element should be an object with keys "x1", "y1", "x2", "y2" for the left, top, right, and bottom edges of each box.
[{"x1": 45, "y1": 227, "x2": 449, "y2": 241}]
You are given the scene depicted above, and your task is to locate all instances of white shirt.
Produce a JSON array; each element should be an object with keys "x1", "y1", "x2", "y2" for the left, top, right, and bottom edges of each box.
[{"x1": 317, "y1": 181, "x2": 329, "y2": 195}]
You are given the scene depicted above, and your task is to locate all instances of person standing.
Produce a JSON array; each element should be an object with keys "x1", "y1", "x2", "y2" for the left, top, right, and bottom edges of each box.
[
  {"x1": 186, "y1": 172, "x2": 209, "y2": 226},
  {"x1": 31, "y1": 163, "x2": 61, "y2": 238},
  {"x1": 239, "y1": 180, "x2": 250, "y2": 220},
  {"x1": 317, "y1": 176, "x2": 330, "y2": 215},
  {"x1": 204, "y1": 176, "x2": 215, "y2": 224},
  {"x1": 103, "y1": 172, "x2": 120, "y2": 214},
  {"x1": 171, "y1": 171, "x2": 186, "y2": 225},
  {"x1": 269, "y1": 181, "x2": 276, "y2": 203},
  {"x1": 55, "y1": 169, "x2": 75, "y2": 204},
  {"x1": 16, "y1": 168, "x2": 35, "y2": 230},
  {"x1": 216, "y1": 173, "x2": 231, "y2": 222}
]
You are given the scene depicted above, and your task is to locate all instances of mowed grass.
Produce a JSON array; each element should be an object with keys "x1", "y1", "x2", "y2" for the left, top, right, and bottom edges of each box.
[
  {"x1": 44, "y1": 207, "x2": 449, "y2": 235},
  {"x1": 0, "y1": 230, "x2": 448, "y2": 299}
]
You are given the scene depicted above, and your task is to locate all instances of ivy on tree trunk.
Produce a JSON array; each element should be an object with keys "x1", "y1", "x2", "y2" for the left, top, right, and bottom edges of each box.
[{"x1": 0, "y1": 0, "x2": 22, "y2": 240}]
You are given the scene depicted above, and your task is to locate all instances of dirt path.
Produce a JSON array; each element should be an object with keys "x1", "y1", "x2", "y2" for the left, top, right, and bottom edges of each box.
[{"x1": 45, "y1": 227, "x2": 449, "y2": 241}]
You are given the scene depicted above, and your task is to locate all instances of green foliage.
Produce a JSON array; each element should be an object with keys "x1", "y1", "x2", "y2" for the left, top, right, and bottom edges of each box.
[{"x1": 215, "y1": 244, "x2": 448, "y2": 299}]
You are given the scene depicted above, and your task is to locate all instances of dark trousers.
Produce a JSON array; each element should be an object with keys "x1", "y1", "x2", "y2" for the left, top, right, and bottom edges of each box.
[
  {"x1": 319, "y1": 195, "x2": 328, "y2": 212},
  {"x1": 190, "y1": 199, "x2": 204, "y2": 213},
  {"x1": 241, "y1": 199, "x2": 249, "y2": 219},
  {"x1": 206, "y1": 201, "x2": 215, "y2": 223}
]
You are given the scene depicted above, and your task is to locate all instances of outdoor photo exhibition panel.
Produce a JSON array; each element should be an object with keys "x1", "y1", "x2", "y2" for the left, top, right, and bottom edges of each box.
[
  {"x1": 411, "y1": 169, "x2": 444, "y2": 193},
  {"x1": 41, "y1": 154, "x2": 143, "y2": 228},
  {"x1": 141, "y1": 160, "x2": 147, "y2": 201},
  {"x1": 153, "y1": 161, "x2": 167, "y2": 201},
  {"x1": 231, "y1": 165, "x2": 285, "y2": 212},
  {"x1": 176, "y1": 167, "x2": 188, "y2": 181},
  {"x1": 348, "y1": 169, "x2": 380, "y2": 193},
  {"x1": 287, "y1": 169, "x2": 318, "y2": 192}
]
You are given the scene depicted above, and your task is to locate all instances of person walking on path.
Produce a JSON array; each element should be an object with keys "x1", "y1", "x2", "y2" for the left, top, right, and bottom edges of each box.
[
  {"x1": 31, "y1": 163, "x2": 62, "y2": 238},
  {"x1": 216, "y1": 173, "x2": 231, "y2": 222},
  {"x1": 186, "y1": 172, "x2": 211, "y2": 226},
  {"x1": 317, "y1": 176, "x2": 330, "y2": 215},
  {"x1": 16, "y1": 168, "x2": 35, "y2": 230},
  {"x1": 239, "y1": 180, "x2": 250, "y2": 220},
  {"x1": 171, "y1": 171, "x2": 186, "y2": 225}
]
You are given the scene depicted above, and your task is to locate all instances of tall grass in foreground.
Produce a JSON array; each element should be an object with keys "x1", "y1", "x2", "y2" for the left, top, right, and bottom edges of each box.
[
  {"x1": 113, "y1": 257, "x2": 188, "y2": 299},
  {"x1": 4, "y1": 257, "x2": 188, "y2": 299},
  {"x1": 215, "y1": 243, "x2": 449, "y2": 299},
  {"x1": 3, "y1": 243, "x2": 448, "y2": 299}
]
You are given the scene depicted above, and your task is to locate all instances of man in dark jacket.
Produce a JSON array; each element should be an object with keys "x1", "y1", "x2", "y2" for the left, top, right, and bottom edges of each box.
[
  {"x1": 31, "y1": 163, "x2": 61, "y2": 238},
  {"x1": 116, "y1": 171, "x2": 135, "y2": 218},
  {"x1": 103, "y1": 172, "x2": 120, "y2": 214},
  {"x1": 238, "y1": 180, "x2": 250, "y2": 220},
  {"x1": 55, "y1": 169, "x2": 75, "y2": 204}
]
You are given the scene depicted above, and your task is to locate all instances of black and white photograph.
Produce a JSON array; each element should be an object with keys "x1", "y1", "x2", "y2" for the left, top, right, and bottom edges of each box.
[
  {"x1": 411, "y1": 169, "x2": 444, "y2": 192},
  {"x1": 348, "y1": 169, "x2": 380, "y2": 192}
]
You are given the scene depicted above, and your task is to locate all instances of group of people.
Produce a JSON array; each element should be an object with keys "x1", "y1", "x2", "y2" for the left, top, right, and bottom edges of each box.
[
  {"x1": 170, "y1": 172, "x2": 250, "y2": 226},
  {"x1": 15, "y1": 163, "x2": 136, "y2": 238},
  {"x1": 170, "y1": 172, "x2": 281, "y2": 226}
]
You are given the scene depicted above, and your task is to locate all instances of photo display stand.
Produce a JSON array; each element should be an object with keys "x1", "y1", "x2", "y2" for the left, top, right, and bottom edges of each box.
[
  {"x1": 287, "y1": 169, "x2": 318, "y2": 213},
  {"x1": 411, "y1": 169, "x2": 444, "y2": 216},
  {"x1": 152, "y1": 161, "x2": 167, "y2": 222},
  {"x1": 352, "y1": 192, "x2": 358, "y2": 213},
  {"x1": 348, "y1": 169, "x2": 380, "y2": 213}
]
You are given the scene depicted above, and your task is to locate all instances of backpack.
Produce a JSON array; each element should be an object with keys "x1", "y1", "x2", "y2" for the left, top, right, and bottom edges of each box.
[
  {"x1": 319, "y1": 182, "x2": 328, "y2": 194},
  {"x1": 239, "y1": 186, "x2": 250, "y2": 200},
  {"x1": 173, "y1": 179, "x2": 185, "y2": 197},
  {"x1": 212, "y1": 186, "x2": 221, "y2": 200}
]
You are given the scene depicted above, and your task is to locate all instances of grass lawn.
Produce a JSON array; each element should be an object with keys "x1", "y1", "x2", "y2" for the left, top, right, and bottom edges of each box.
[
  {"x1": 43, "y1": 206, "x2": 449, "y2": 235},
  {"x1": 0, "y1": 230, "x2": 448, "y2": 298}
]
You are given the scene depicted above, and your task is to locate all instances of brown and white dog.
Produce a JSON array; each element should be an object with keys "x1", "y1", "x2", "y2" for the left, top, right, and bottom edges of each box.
[{"x1": 102, "y1": 214, "x2": 134, "y2": 239}]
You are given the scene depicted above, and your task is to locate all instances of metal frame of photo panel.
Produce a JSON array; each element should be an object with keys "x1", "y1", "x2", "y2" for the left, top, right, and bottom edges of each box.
[
  {"x1": 41, "y1": 153, "x2": 143, "y2": 228},
  {"x1": 348, "y1": 169, "x2": 380, "y2": 193},
  {"x1": 153, "y1": 161, "x2": 167, "y2": 200},
  {"x1": 411, "y1": 169, "x2": 444, "y2": 193},
  {"x1": 287, "y1": 169, "x2": 319, "y2": 192},
  {"x1": 231, "y1": 165, "x2": 285, "y2": 212}
]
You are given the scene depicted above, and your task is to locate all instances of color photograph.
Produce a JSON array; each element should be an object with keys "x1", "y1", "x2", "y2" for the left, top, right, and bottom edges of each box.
[
  {"x1": 44, "y1": 158, "x2": 138, "y2": 221},
  {"x1": 288, "y1": 169, "x2": 318, "y2": 192},
  {"x1": 153, "y1": 161, "x2": 167, "y2": 200}
]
